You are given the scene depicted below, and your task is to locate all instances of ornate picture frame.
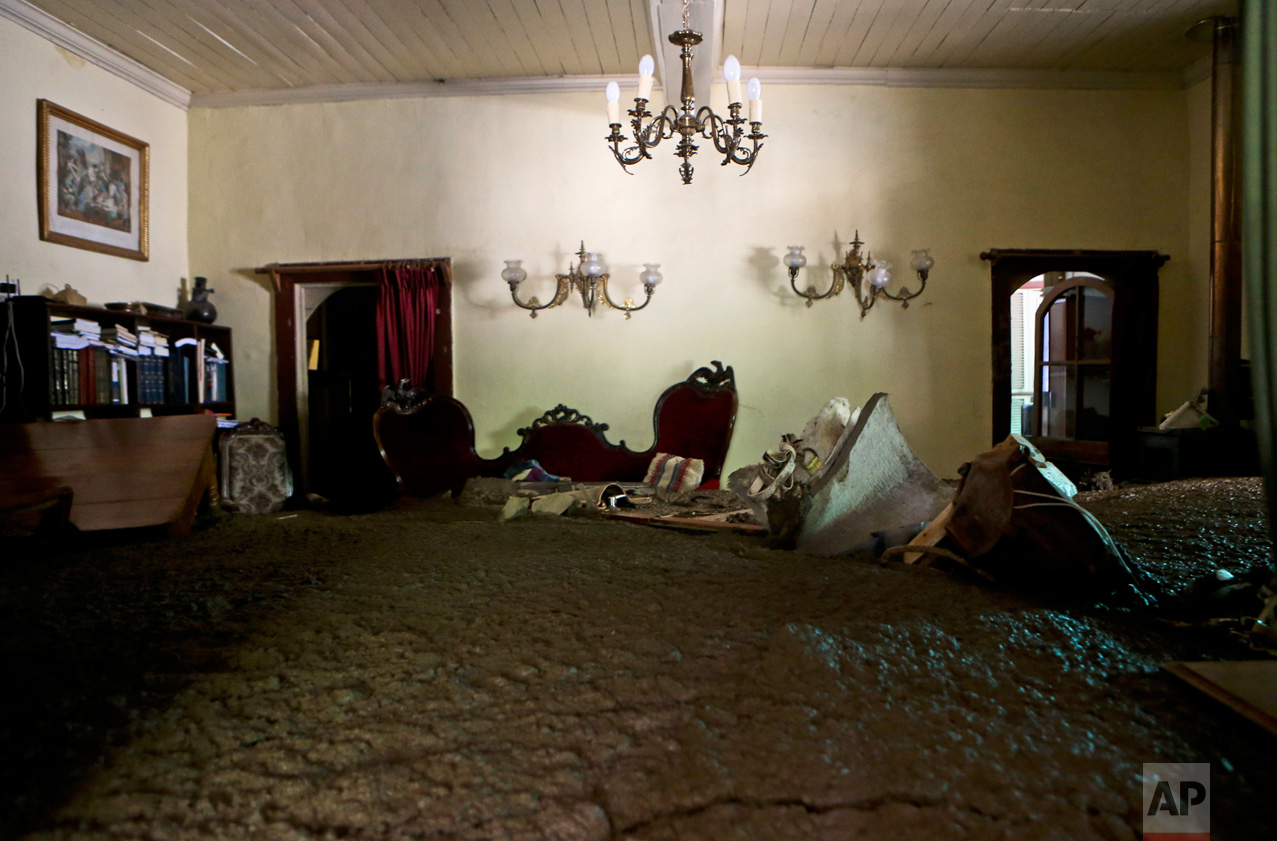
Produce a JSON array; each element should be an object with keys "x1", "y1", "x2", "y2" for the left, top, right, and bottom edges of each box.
[{"x1": 37, "y1": 99, "x2": 150, "y2": 261}]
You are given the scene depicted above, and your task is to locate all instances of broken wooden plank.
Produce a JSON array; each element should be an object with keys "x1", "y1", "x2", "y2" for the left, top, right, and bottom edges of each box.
[
  {"x1": 901, "y1": 502, "x2": 954, "y2": 565},
  {"x1": 605, "y1": 511, "x2": 767, "y2": 536},
  {"x1": 1164, "y1": 660, "x2": 1277, "y2": 739}
]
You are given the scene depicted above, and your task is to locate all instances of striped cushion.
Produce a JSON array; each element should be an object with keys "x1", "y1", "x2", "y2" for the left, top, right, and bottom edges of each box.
[{"x1": 643, "y1": 452, "x2": 704, "y2": 493}]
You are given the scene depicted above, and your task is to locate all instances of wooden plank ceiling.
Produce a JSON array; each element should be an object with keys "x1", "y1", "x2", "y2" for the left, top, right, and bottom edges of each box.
[{"x1": 18, "y1": 0, "x2": 1238, "y2": 95}]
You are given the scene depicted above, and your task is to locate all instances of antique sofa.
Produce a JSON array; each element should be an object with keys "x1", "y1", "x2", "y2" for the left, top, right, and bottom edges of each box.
[{"x1": 373, "y1": 361, "x2": 738, "y2": 497}]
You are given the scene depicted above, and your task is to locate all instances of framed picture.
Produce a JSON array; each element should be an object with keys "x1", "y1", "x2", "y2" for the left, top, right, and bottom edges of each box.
[{"x1": 37, "y1": 99, "x2": 149, "y2": 261}]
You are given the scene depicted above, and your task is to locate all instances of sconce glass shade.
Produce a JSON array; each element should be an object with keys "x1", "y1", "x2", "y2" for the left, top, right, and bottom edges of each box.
[
  {"x1": 640, "y1": 263, "x2": 663, "y2": 286},
  {"x1": 910, "y1": 249, "x2": 935, "y2": 273},
  {"x1": 867, "y1": 260, "x2": 892, "y2": 288},
  {"x1": 582, "y1": 253, "x2": 606, "y2": 277},
  {"x1": 501, "y1": 260, "x2": 527, "y2": 285},
  {"x1": 783, "y1": 245, "x2": 807, "y2": 269}
]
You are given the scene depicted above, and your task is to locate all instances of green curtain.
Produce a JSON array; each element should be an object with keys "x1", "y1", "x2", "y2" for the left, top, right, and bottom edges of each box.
[{"x1": 1243, "y1": 1, "x2": 1277, "y2": 567}]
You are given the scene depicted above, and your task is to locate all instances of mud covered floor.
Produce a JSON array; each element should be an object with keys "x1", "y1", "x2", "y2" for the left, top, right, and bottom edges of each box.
[{"x1": 2, "y1": 478, "x2": 1274, "y2": 840}]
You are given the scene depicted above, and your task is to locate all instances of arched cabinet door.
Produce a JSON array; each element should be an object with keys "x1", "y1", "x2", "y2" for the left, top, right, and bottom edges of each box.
[
  {"x1": 983, "y1": 248, "x2": 1166, "y2": 478},
  {"x1": 1032, "y1": 273, "x2": 1116, "y2": 450}
]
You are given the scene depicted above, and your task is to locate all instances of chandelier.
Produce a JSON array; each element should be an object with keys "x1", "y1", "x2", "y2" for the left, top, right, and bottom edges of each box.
[
  {"x1": 604, "y1": 0, "x2": 764, "y2": 184},
  {"x1": 783, "y1": 233, "x2": 935, "y2": 317},
  {"x1": 503, "y1": 242, "x2": 662, "y2": 319}
]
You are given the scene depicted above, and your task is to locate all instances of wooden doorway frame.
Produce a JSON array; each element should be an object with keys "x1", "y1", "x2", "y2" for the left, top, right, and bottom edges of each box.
[
  {"x1": 982, "y1": 249, "x2": 1166, "y2": 475},
  {"x1": 258, "y1": 259, "x2": 453, "y2": 489}
]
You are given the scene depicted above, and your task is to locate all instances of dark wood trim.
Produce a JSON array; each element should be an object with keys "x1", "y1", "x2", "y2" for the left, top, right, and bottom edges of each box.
[
  {"x1": 984, "y1": 249, "x2": 1166, "y2": 476},
  {"x1": 270, "y1": 259, "x2": 453, "y2": 491}
]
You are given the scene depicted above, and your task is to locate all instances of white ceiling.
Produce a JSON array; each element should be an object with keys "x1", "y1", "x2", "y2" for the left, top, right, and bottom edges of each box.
[{"x1": 1, "y1": 0, "x2": 1239, "y2": 108}]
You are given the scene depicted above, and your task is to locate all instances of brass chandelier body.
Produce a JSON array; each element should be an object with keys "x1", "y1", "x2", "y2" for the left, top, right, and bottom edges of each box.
[{"x1": 606, "y1": 1, "x2": 764, "y2": 184}]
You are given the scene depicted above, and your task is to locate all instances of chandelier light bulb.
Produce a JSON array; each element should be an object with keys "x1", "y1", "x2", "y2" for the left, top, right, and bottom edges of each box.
[
  {"x1": 637, "y1": 54, "x2": 655, "y2": 101},
  {"x1": 724, "y1": 55, "x2": 742, "y2": 104},
  {"x1": 747, "y1": 77, "x2": 763, "y2": 122},
  {"x1": 606, "y1": 81, "x2": 621, "y2": 124}
]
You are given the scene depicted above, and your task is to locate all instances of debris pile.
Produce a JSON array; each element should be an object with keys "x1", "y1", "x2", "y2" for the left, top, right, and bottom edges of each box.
[
  {"x1": 896, "y1": 435, "x2": 1155, "y2": 604},
  {"x1": 729, "y1": 393, "x2": 1159, "y2": 605},
  {"x1": 728, "y1": 393, "x2": 951, "y2": 553}
]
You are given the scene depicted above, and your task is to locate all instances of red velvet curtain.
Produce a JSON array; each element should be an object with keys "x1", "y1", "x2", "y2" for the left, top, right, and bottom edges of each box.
[{"x1": 376, "y1": 263, "x2": 440, "y2": 389}]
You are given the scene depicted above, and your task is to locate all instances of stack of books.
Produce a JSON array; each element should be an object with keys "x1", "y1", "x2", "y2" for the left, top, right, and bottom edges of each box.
[{"x1": 49, "y1": 317, "x2": 106, "y2": 407}]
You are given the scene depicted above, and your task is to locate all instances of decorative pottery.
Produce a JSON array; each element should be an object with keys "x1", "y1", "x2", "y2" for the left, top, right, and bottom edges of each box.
[{"x1": 185, "y1": 276, "x2": 217, "y2": 323}]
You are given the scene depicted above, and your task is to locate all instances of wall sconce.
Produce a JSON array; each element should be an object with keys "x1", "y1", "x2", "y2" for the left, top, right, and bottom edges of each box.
[
  {"x1": 784, "y1": 232, "x2": 934, "y2": 318},
  {"x1": 503, "y1": 242, "x2": 662, "y2": 319}
]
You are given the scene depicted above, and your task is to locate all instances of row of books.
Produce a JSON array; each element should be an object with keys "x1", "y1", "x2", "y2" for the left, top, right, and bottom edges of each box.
[
  {"x1": 48, "y1": 346, "x2": 129, "y2": 407},
  {"x1": 49, "y1": 320, "x2": 231, "y2": 407}
]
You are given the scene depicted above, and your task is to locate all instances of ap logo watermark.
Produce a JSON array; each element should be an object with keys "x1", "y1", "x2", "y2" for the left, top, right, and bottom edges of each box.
[{"x1": 1142, "y1": 763, "x2": 1209, "y2": 839}]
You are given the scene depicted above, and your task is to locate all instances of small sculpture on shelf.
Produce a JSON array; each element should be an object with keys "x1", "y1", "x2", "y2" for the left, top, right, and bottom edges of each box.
[
  {"x1": 184, "y1": 276, "x2": 217, "y2": 323},
  {"x1": 46, "y1": 283, "x2": 87, "y2": 306}
]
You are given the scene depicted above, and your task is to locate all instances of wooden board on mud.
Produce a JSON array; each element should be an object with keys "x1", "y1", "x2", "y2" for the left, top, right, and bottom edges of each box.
[{"x1": 605, "y1": 509, "x2": 767, "y2": 536}]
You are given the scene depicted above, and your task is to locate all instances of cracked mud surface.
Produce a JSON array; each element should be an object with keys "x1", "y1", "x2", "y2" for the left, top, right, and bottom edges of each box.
[{"x1": 2, "y1": 478, "x2": 1274, "y2": 840}]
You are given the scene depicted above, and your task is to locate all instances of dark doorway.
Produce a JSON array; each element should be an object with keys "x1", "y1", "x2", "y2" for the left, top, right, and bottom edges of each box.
[
  {"x1": 983, "y1": 249, "x2": 1166, "y2": 478},
  {"x1": 261, "y1": 259, "x2": 454, "y2": 505},
  {"x1": 306, "y1": 286, "x2": 397, "y2": 509}
]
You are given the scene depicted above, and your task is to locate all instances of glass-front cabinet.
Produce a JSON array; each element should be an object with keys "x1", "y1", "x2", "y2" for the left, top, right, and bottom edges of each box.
[{"x1": 1034, "y1": 273, "x2": 1115, "y2": 451}]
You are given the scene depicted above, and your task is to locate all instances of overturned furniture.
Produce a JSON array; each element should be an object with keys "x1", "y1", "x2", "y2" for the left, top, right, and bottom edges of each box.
[
  {"x1": 730, "y1": 392, "x2": 952, "y2": 553},
  {"x1": 0, "y1": 414, "x2": 216, "y2": 534},
  {"x1": 374, "y1": 362, "x2": 738, "y2": 497},
  {"x1": 901, "y1": 435, "x2": 1152, "y2": 602}
]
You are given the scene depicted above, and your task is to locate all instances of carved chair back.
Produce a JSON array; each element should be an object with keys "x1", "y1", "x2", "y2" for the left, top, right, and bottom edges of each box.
[{"x1": 373, "y1": 362, "x2": 738, "y2": 496}]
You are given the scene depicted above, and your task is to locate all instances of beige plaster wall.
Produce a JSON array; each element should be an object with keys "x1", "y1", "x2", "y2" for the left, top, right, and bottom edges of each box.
[
  {"x1": 189, "y1": 82, "x2": 1194, "y2": 479},
  {"x1": 0, "y1": 17, "x2": 189, "y2": 309}
]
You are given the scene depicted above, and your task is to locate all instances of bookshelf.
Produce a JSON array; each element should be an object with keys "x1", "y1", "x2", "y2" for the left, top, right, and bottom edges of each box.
[{"x1": 0, "y1": 297, "x2": 234, "y2": 424}]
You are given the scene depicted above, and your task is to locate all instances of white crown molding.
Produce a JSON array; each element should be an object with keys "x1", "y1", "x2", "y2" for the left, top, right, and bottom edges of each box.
[
  {"x1": 752, "y1": 65, "x2": 1187, "y2": 91},
  {"x1": 191, "y1": 64, "x2": 1193, "y2": 109},
  {"x1": 190, "y1": 75, "x2": 644, "y2": 108},
  {"x1": 0, "y1": 0, "x2": 191, "y2": 109}
]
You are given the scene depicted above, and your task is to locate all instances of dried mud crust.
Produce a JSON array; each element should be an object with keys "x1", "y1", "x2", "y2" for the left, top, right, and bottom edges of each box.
[{"x1": 1, "y1": 478, "x2": 1273, "y2": 840}]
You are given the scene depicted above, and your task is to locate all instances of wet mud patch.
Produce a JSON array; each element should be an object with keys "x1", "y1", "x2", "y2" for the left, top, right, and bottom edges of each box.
[{"x1": 1, "y1": 478, "x2": 1272, "y2": 840}]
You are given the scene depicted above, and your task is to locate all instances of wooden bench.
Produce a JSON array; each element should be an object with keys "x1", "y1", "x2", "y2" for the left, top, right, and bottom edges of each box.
[
  {"x1": 373, "y1": 361, "x2": 738, "y2": 498},
  {"x1": 0, "y1": 414, "x2": 217, "y2": 534}
]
